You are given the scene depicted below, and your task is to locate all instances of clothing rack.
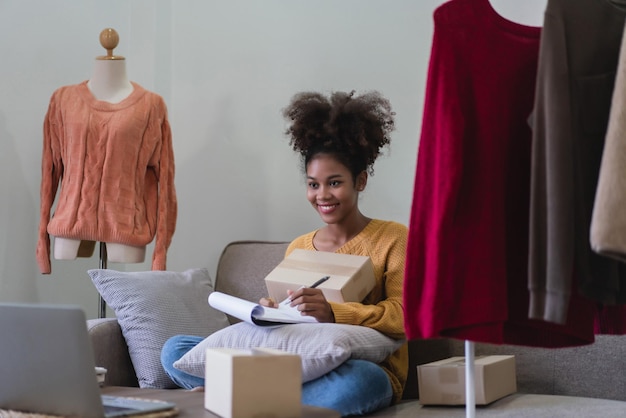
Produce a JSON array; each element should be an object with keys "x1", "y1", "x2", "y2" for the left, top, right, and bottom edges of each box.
[{"x1": 98, "y1": 242, "x2": 107, "y2": 318}]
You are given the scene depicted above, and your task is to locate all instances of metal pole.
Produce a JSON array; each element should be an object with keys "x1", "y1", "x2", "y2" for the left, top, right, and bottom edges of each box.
[
  {"x1": 465, "y1": 340, "x2": 476, "y2": 418},
  {"x1": 98, "y1": 242, "x2": 107, "y2": 318}
]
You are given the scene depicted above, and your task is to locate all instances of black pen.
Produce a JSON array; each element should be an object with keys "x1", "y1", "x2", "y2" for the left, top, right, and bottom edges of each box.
[
  {"x1": 310, "y1": 275, "x2": 330, "y2": 288},
  {"x1": 280, "y1": 276, "x2": 330, "y2": 306}
]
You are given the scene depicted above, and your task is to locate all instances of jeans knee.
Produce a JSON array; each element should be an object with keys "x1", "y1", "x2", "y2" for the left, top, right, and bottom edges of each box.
[
  {"x1": 302, "y1": 359, "x2": 392, "y2": 416},
  {"x1": 160, "y1": 334, "x2": 205, "y2": 390},
  {"x1": 160, "y1": 335, "x2": 184, "y2": 369}
]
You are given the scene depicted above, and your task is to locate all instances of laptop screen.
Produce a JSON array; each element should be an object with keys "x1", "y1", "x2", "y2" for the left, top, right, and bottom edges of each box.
[{"x1": 0, "y1": 303, "x2": 174, "y2": 418}]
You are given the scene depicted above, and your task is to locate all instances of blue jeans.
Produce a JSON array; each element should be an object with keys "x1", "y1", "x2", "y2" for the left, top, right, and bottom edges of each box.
[{"x1": 161, "y1": 335, "x2": 393, "y2": 416}]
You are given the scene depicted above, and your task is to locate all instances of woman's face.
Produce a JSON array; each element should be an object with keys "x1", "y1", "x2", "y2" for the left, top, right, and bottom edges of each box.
[{"x1": 305, "y1": 153, "x2": 366, "y2": 226}]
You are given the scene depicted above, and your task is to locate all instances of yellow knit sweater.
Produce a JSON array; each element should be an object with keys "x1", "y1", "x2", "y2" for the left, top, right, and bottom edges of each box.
[
  {"x1": 37, "y1": 81, "x2": 177, "y2": 274},
  {"x1": 286, "y1": 219, "x2": 408, "y2": 403}
]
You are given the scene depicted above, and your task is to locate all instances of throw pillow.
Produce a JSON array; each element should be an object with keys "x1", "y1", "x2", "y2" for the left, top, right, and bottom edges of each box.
[
  {"x1": 173, "y1": 322, "x2": 404, "y2": 382},
  {"x1": 88, "y1": 268, "x2": 231, "y2": 389}
]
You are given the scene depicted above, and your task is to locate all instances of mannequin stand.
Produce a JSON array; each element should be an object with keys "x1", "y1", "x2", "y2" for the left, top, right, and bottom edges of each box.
[{"x1": 98, "y1": 242, "x2": 108, "y2": 318}]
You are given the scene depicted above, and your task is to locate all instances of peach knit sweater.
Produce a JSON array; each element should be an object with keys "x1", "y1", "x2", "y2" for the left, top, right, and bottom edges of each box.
[{"x1": 37, "y1": 81, "x2": 177, "y2": 274}]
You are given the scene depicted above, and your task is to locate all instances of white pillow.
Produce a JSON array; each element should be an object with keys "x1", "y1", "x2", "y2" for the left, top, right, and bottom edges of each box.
[
  {"x1": 173, "y1": 322, "x2": 404, "y2": 382},
  {"x1": 88, "y1": 268, "x2": 231, "y2": 389}
]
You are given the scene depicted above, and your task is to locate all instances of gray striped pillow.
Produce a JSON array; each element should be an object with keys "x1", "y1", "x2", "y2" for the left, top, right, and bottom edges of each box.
[{"x1": 88, "y1": 268, "x2": 230, "y2": 388}]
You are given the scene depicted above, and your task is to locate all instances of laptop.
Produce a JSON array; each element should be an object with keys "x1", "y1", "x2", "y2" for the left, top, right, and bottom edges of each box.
[{"x1": 0, "y1": 303, "x2": 176, "y2": 418}]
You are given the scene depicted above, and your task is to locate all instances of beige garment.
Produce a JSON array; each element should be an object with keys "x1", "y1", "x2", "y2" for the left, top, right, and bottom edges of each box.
[{"x1": 590, "y1": 24, "x2": 626, "y2": 262}]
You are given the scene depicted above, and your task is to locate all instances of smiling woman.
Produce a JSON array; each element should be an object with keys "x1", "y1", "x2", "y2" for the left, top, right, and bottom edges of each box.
[
  {"x1": 160, "y1": 90, "x2": 409, "y2": 417},
  {"x1": 283, "y1": 91, "x2": 395, "y2": 252},
  {"x1": 269, "y1": 90, "x2": 409, "y2": 415}
]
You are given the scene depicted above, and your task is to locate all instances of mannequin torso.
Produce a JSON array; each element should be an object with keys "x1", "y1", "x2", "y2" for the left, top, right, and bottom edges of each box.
[
  {"x1": 53, "y1": 236, "x2": 146, "y2": 263},
  {"x1": 53, "y1": 57, "x2": 145, "y2": 263},
  {"x1": 87, "y1": 59, "x2": 134, "y2": 103}
]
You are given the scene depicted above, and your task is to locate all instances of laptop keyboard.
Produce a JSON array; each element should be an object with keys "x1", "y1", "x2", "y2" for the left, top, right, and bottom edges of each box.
[
  {"x1": 101, "y1": 395, "x2": 174, "y2": 415},
  {"x1": 103, "y1": 403, "x2": 140, "y2": 414},
  {"x1": 102, "y1": 396, "x2": 145, "y2": 414}
]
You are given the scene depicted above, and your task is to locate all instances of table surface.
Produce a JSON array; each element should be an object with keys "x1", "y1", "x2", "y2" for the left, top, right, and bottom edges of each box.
[
  {"x1": 368, "y1": 394, "x2": 626, "y2": 417},
  {"x1": 102, "y1": 386, "x2": 340, "y2": 418}
]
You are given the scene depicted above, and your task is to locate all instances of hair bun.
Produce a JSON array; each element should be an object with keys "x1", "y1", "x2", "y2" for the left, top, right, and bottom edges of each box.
[{"x1": 282, "y1": 90, "x2": 395, "y2": 176}]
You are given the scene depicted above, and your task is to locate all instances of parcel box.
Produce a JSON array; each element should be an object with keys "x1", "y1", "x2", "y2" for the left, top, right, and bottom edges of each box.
[
  {"x1": 417, "y1": 355, "x2": 516, "y2": 405},
  {"x1": 204, "y1": 348, "x2": 301, "y2": 418},
  {"x1": 264, "y1": 249, "x2": 375, "y2": 303}
]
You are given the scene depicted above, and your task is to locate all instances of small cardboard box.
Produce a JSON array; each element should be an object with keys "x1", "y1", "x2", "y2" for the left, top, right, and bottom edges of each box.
[
  {"x1": 264, "y1": 249, "x2": 376, "y2": 303},
  {"x1": 417, "y1": 355, "x2": 516, "y2": 405},
  {"x1": 204, "y1": 348, "x2": 302, "y2": 418}
]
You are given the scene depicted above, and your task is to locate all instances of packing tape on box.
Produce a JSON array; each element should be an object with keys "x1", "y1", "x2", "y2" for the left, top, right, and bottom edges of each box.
[
  {"x1": 277, "y1": 259, "x2": 358, "y2": 277},
  {"x1": 438, "y1": 356, "x2": 484, "y2": 383}
]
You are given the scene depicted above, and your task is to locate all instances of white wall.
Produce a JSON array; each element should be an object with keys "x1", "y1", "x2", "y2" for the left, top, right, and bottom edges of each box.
[{"x1": 0, "y1": 0, "x2": 544, "y2": 318}]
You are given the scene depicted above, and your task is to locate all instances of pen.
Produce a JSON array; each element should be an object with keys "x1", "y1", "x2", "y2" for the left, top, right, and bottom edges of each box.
[
  {"x1": 310, "y1": 275, "x2": 330, "y2": 288},
  {"x1": 280, "y1": 276, "x2": 330, "y2": 306}
]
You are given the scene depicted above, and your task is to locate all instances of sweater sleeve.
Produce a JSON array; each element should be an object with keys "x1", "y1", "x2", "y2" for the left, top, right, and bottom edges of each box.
[
  {"x1": 403, "y1": 12, "x2": 466, "y2": 339},
  {"x1": 36, "y1": 93, "x2": 63, "y2": 274},
  {"x1": 150, "y1": 101, "x2": 177, "y2": 271},
  {"x1": 528, "y1": 11, "x2": 575, "y2": 324},
  {"x1": 331, "y1": 224, "x2": 407, "y2": 341}
]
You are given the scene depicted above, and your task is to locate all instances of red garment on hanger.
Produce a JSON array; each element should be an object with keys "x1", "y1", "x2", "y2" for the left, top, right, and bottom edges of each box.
[{"x1": 403, "y1": 0, "x2": 603, "y2": 347}]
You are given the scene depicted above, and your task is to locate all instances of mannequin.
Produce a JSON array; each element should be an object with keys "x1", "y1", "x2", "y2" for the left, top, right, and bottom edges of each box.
[
  {"x1": 87, "y1": 31, "x2": 134, "y2": 104},
  {"x1": 488, "y1": 0, "x2": 547, "y2": 27},
  {"x1": 52, "y1": 28, "x2": 146, "y2": 264}
]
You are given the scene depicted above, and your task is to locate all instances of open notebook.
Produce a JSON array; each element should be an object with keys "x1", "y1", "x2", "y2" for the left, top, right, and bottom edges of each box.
[
  {"x1": 0, "y1": 303, "x2": 176, "y2": 418},
  {"x1": 208, "y1": 291, "x2": 319, "y2": 326}
]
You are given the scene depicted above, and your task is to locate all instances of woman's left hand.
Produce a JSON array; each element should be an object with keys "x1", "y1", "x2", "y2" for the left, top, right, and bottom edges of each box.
[{"x1": 286, "y1": 287, "x2": 335, "y2": 323}]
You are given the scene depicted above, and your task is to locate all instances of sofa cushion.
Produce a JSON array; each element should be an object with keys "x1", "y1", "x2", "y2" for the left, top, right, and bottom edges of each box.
[
  {"x1": 88, "y1": 268, "x2": 230, "y2": 389},
  {"x1": 173, "y1": 322, "x2": 404, "y2": 382}
]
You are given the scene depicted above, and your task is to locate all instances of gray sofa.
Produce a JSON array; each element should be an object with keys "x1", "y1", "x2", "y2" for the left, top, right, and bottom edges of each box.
[{"x1": 87, "y1": 240, "x2": 626, "y2": 416}]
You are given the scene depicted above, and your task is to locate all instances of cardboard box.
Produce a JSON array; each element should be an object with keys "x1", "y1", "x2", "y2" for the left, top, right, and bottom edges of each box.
[
  {"x1": 204, "y1": 348, "x2": 301, "y2": 418},
  {"x1": 264, "y1": 249, "x2": 375, "y2": 303},
  {"x1": 417, "y1": 355, "x2": 516, "y2": 405}
]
